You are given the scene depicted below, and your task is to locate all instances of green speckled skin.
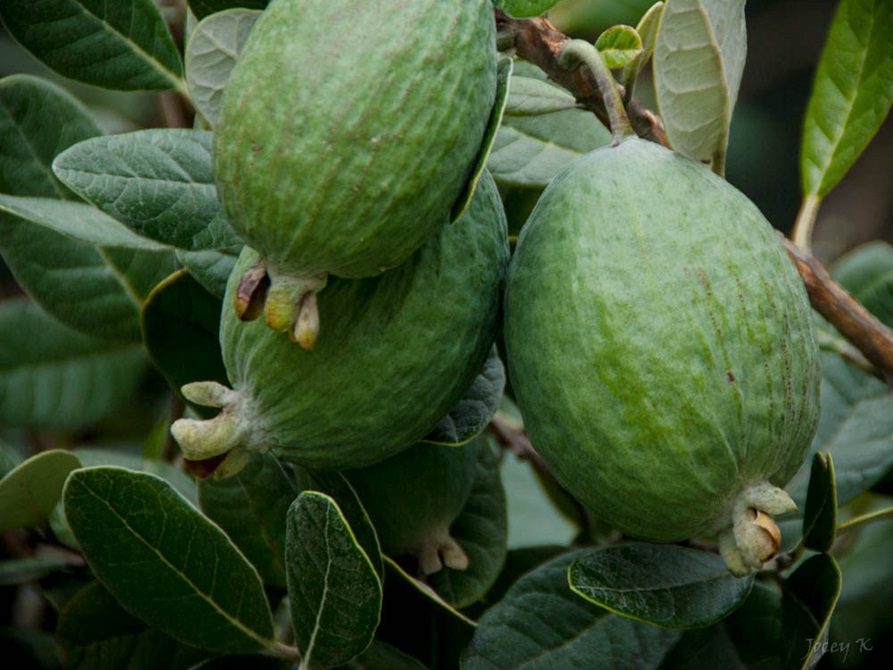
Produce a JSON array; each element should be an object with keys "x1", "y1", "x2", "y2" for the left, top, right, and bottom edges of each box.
[
  {"x1": 504, "y1": 139, "x2": 820, "y2": 542},
  {"x1": 215, "y1": 0, "x2": 496, "y2": 278},
  {"x1": 223, "y1": 171, "x2": 508, "y2": 470}
]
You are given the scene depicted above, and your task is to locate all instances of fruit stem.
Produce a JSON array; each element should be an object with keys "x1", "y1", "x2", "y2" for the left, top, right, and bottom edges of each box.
[
  {"x1": 558, "y1": 39, "x2": 633, "y2": 145},
  {"x1": 791, "y1": 193, "x2": 822, "y2": 253}
]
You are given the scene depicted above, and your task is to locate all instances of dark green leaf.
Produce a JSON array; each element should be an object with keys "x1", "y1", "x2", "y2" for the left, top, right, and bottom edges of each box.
[
  {"x1": 595, "y1": 25, "x2": 644, "y2": 69},
  {"x1": 428, "y1": 438, "x2": 507, "y2": 608},
  {"x1": 53, "y1": 130, "x2": 240, "y2": 250},
  {"x1": 492, "y1": 1, "x2": 561, "y2": 18},
  {"x1": 502, "y1": 71, "x2": 579, "y2": 116},
  {"x1": 141, "y1": 269, "x2": 227, "y2": 409},
  {"x1": 57, "y1": 581, "x2": 212, "y2": 670},
  {"x1": 286, "y1": 491, "x2": 382, "y2": 669},
  {"x1": 0, "y1": 300, "x2": 147, "y2": 430},
  {"x1": 0, "y1": 0, "x2": 186, "y2": 93},
  {"x1": 569, "y1": 543, "x2": 754, "y2": 629},
  {"x1": 653, "y1": 0, "x2": 747, "y2": 166},
  {"x1": 186, "y1": 9, "x2": 262, "y2": 127},
  {"x1": 199, "y1": 452, "x2": 300, "y2": 588},
  {"x1": 188, "y1": 1, "x2": 269, "y2": 21},
  {"x1": 801, "y1": 0, "x2": 893, "y2": 198},
  {"x1": 802, "y1": 452, "x2": 837, "y2": 553},
  {"x1": 176, "y1": 246, "x2": 241, "y2": 299},
  {"x1": 63, "y1": 467, "x2": 277, "y2": 654},
  {"x1": 463, "y1": 549, "x2": 682, "y2": 669},
  {"x1": 0, "y1": 441, "x2": 24, "y2": 478},
  {"x1": 423, "y1": 348, "x2": 505, "y2": 446},
  {"x1": 188, "y1": 654, "x2": 288, "y2": 670},
  {"x1": 343, "y1": 640, "x2": 429, "y2": 670},
  {"x1": 0, "y1": 449, "x2": 81, "y2": 532},
  {"x1": 831, "y1": 240, "x2": 893, "y2": 327},
  {"x1": 782, "y1": 553, "x2": 842, "y2": 670}
]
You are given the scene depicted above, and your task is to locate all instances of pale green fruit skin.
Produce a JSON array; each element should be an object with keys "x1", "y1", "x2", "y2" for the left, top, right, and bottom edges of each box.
[
  {"x1": 344, "y1": 439, "x2": 481, "y2": 564},
  {"x1": 504, "y1": 138, "x2": 821, "y2": 543},
  {"x1": 214, "y1": 0, "x2": 497, "y2": 279},
  {"x1": 221, "y1": 171, "x2": 508, "y2": 470}
]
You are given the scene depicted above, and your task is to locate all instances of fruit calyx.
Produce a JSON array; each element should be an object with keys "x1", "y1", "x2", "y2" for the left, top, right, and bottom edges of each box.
[
  {"x1": 234, "y1": 259, "x2": 328, "y2": 351},
  {"x1": 718, "y1": 483, "x2": 797, "y2": 576}
]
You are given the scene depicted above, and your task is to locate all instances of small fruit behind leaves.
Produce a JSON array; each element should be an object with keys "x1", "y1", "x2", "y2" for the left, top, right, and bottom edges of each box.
[
  {"x1": 344, "y1": 439, "x2": 483, "y2": 577},
  {"x1": 172, "y1": 171, "x2": 508, "y2": 475},
  {"x1": 504, "y1": 138, "x2": 821, "y2": 575},
  {"x1": 214, "y1": 0, "x2": 498, "y2": 347}
]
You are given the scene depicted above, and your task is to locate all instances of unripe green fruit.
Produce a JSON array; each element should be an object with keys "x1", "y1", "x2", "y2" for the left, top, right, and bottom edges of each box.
[
  {"x1": 345, "y1": 438, "x2": 483, "y2": 576},
  {"x1": 173, "y1": 171, "x2": 508, "y2": 474},
  {"x1": 504, "y1": 138, "x2": 821, "y2": 575},
  {"x1": 214, "y1": 0, "x2": 497, "y2": 346}
]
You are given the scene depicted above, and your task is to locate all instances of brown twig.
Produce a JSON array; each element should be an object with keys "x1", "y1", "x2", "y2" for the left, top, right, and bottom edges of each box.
[{"x1": 496, "y1": 6, "x2": 893, "y2": 383}]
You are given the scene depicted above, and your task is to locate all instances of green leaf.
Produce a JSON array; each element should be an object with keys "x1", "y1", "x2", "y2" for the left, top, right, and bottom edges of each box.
[
  {"x1": 0, "y1": 194, "x2": 170, "y2": 251},
  {"x1": 569, "y1": 543, "x2": 754, "y2": 629},
  {"x1": 782, "y1": 553, "x2": 842, "y2": 670},
  {"x1": 286, "y1": 491, "x2": 382, "y2": 669},
  {"x1": 57, "y1": 581, "x2": 212, "y2": 670},
  {"x1": 595, "y1": 25, "x2": 644, "y2": 69},
  {"x1": 0, "y1": 75, "x2": 173, "y2": 342},
  {"x1": 198, "y1": 452, "x2": 300, "y2": 588},
  {"x1": 831, "y1": 240, "x2": 893, "y2": 327},
  {"x1": 800, "y1": 0, "x2": 893, "y2": 199},
  {"x1": 428, "y1": 438, "x2": 507, "y2": 608},
  {"x1": 0, "y1": 449, "x2": 81, "y2": 532},
  {"x1": 786, "y1": 350, "x2": 893, "y2": 509},
  {"x1": 186, "y1": 9, "x2": 262, "y2": 127},
  {"x1": 176, "y1": 246, "x2": 241, "y2": 299},
  {"x1": 0, "y1": 0, "x2": 186, "y2": 93},
  {"x1": 492, "y1": 1, "x2": 561, "y2": 18},
  {"x1": 802, "y1": 452, "x2": 838, "y2": 553},
  {"x1": 502, "y1": 71, "x2": 579, "y2": 116},
  {"x1": 53, "y1": 129, "x2": 241, "y2": 250},
  {"x1": 0, "y1": 299, "x2": 147, "y2": 430},
  {"x1": 488, "y1": 65, "x2": 611, "y2": 187},
  {"x1": 188, "y1": 1, "x2": 269, "y2": 21},
  {"x1": 63, "y1": 467, "x2": 277, "y2": 654},
  {"x1": 423, "y1": 348, "x2": 505, "y2": 446},
  {"x1": 141, "y1": 270, "x2": 228, "y2": 409},
  {"x1": 657, "y1": 583, "x2": 782, "y2": 669},
  {"x1": 188, "y1": 654, "x2": 288, "y2": 670},
  {"x1": 463, "y1": 549, "x2": 683, "y2": 669},
  {"x1": 622, "y1": 2, "x2": 665, "y2": 90},
  {"x1": 653, "y1": 0, "x2": 747, "y2": 166}
]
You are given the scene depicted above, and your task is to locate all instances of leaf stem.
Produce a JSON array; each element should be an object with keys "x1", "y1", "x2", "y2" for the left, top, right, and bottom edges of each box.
[
  {"x1": 837, "y1": 506, "x2": 893, "y2": 534},
  {"x1": 267, "y1": 640, "x2": 301, "y2": 661},
  {"x1": 791, "y1": 193, "x2": 822, "y2": 252},
  {"x1": 558, "y1": 40, "x2": 632, "y2": 144}
]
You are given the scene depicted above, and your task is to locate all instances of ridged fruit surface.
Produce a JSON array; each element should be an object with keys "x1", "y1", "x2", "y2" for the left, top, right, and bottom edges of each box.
[
  {"x1": 172, "y1": 171, "x2": 508, "y2": 472},
  {"x1": 345, "y1": 439, "x2": 482, "y2": 576},
  {"x1": 504, "y1": 138, "x2": 820, "y2": 573},
  {"x1": 214, "y1": 0, "x2": 496, "y2": 280}
]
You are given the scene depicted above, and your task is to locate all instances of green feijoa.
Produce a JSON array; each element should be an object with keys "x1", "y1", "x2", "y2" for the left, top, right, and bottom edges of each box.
[
  {"x1": 214, "y1": 0, "x2": 497, "y2": 348},
  {"x1": 504, "y1": 138, "x2": 820, "y2": 576},
  {"x1": 344, "y1": 439, "x2": 483, "y2": 577},
  {"x1": 172, "y1": 171, "x2": 508, "y2": 474}
]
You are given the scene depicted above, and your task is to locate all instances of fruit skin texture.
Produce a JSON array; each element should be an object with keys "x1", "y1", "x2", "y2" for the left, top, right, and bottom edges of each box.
[
  {"x1": 504, "y1": 138, "x2": 820, "y2": 573},
  {"x1": 172, "y1": 171, "x2": 508, "y2": 473},
  {"x1": 344, "y1": 438, "x2": 483, "y2": 577},
  {"x1": 214, "y1": 0, "x2": 496, "y2": 280}
]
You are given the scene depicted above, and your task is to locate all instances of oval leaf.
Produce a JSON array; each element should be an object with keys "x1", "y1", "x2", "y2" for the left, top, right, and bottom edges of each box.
[
  {"x1": 782, "y1": 553, "x2": 842, "y2": 670},
  {"x1": 802, "y1": 452, "x2": 838, "y2": 553},
  {"x1": 186, "y1": 9, "x2": 262, "y2": 127},
  {"x1": 801, "y1": 0, "x2": 893, "y2": 199},
  {"x1": 176, "y1": 246, "x2": 241, "y2": 300},
  {"x1": 63, "y1": 466, "x2": 276, "y2": 654},
  {"x1": 0, "y1": 300, "x2": 147, "y2": 430},
  {"x1": 0, "y1": 449, "x2": 81, "y2": 532},
  {"x1": 622, "y1": 2, "x2": 665, "y2": 88},
  {"x1": 595, "y1": 25, "x2": 644, "y2": 69},
  {"x1": 0, "y1": 0, "x2": 185, "y2": 92},
  {"x1": 423, "y1": 348, "x2": 505, "y2": 446},
  {"x1": 831, "y1": 241, "x2": 893, "y2": 327},
  {"x1": 57, "y1": 581, "x2": 211, "y2": 670},
  {"x1": 492, "y1": 1, "x2": 561, "y2": 18},
  {"x1": 503, "y1": 72, "x2": 579, "y2": 116},
  {"x1": 569, "y1": 543, "x2": 754, "y2": 629},
  {"x1": 53, "y1": 129, "x2": 240, "y2": 250},
  {"x1": 286, "y1": 491, "x2": 382, "y2": 669},
  {"x1": 463, "y1": 549, "x2": 682, "y2": 669},
  {"x1": 653, "y1": 0, "x2": 747, "y2": 165},
  {"x1": 198, "y1": 452, "x2": 300, "y2": 588},
  {"x1": 141, "y1": 269, "x2": 228, "y2": 408}
]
